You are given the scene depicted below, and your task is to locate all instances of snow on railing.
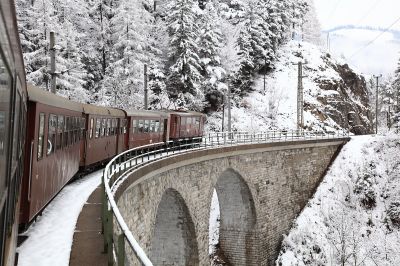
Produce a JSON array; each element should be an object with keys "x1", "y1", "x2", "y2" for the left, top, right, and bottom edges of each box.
[{"x1": 102, "y1": 130, "x2": 349, "y2": 265}]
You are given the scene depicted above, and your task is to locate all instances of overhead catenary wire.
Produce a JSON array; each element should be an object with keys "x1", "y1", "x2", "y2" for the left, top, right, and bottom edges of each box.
[
  {"x1": 354, "y1": 0, "x2": 380, "y2": 25},
  {"x1": 349, "y1": 15, "x2": 400, "y2": 59},
  {"x1": 327, "y1": 0, "x2": 342, "y2": 22}
]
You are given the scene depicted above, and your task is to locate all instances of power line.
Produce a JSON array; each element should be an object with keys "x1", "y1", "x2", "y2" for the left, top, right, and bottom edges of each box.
[
  {"x1": 354, "y1": 0, "x2": 380, "y2": 25},
  {"x1": 328, "y1": 0, "x2": 342, "y2": 22},
  {"x1": 350, "y1": 15, "x2": 400, "y2": 59}
]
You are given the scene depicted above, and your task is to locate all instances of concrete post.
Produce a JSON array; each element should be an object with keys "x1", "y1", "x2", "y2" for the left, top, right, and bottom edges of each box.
[{"x1": 50, "y1": 32, "x2": 56, "y2": 94}]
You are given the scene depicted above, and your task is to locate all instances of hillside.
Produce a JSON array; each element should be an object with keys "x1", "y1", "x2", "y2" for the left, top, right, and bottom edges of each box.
[
  {"x1": 206, "y1": 41, "x2": 374, "y2": 134},
  {"x1": 276, "y1": 135, "x2": 400, "y2": 265}
]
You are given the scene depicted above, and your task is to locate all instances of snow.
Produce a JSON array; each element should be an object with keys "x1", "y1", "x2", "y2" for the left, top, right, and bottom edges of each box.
[
  {"x1": 209, "y1": 189, "x2": 220, "y2": 255},
  {"x1": 17, "y1": 170, "x2": 102, "y2": 266},
  {"x1": 276, "y1": 134, "x2": 400, "y2": 265}
]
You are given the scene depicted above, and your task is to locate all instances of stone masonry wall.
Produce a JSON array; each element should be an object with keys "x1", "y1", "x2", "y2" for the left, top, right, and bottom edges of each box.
[{"x1": 115, "y1": 140, "x2": 345, "y2": 265}]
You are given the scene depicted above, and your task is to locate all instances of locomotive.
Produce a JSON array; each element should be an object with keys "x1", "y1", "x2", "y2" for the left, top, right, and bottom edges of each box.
[{"x1": 0, "y1": 1, "x2": 205, "y2": 265}]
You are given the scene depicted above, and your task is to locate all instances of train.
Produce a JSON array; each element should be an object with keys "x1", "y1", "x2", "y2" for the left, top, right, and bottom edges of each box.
[
  {"x1": 20, "y1": 85, "x2": 205, "y2": 226},
  {"x1": 0, "y1": 1, "x2": 206, "y2": 265}
]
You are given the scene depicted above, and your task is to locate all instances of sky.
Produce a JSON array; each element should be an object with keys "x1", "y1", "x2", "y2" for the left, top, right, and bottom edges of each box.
[{"x1": 313, "y1": 0, "x2": 400, "y2": 76}]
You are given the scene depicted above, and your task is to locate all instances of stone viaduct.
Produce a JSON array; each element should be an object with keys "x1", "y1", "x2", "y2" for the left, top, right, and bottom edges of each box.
[{"x1": 113, "y1": 138, "x2": 348, "y2": 265}]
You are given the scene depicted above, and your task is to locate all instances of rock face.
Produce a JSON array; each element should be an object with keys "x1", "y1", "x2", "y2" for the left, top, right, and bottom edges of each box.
[
  {"x1": 205, "y1": 41, "x2": 375, "y2": 134},
  {"x1": 311, "y1": 55, "x2": 374, "y2": 134}
]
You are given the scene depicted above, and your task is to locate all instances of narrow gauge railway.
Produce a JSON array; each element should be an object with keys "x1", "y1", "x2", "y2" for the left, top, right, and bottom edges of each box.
[{"x1": 0, "y1": 1, "x2": 206, "y2": 265}]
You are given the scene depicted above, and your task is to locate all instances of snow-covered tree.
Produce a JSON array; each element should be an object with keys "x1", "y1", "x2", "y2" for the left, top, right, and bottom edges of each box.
[
  {"x1": 392, "y1": 56, "x2": 400, "y2": 129},
  {"x1": 197, "y1": 3, "x2": 226, "y2": 111},
  {"x1": 17, "y1": 0, "x2": 90, "y2": 102},
  {"x1": 302, "y1": 0, "x2": 323, "y2": 46},
  {"x1": 165, "y1": 0, "x2": 203, "y2": 110}
]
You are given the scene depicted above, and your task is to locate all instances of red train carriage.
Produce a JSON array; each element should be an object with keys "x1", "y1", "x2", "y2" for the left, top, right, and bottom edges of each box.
[
  {"x1": 82, "y1": 105, "x2": 126, "y2": 168},
  {"x1": 20, "y1": 85, "x2": 83, "y2": 225},
  {"x1": 0, "y1": 0, "x2": 28, "y2": 264},
  {"x1": 167, "y1": 111, "x2": 206, "y2": 140},
  {"x1": 126, "y1": 110, "x2": 169, "y2": 149}
]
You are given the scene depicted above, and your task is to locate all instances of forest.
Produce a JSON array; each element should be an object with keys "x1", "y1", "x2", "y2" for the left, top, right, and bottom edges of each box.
[{"x1": 16, "y1": 0, "x2": 320, "y2": 112}]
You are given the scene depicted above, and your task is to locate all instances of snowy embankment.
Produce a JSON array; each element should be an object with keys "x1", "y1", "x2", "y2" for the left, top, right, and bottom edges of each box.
[
  {"x1": 276, "y1": 135, "x2": 400, "y2": 265},
  {"x1": 18, "y1": 170, "x2": 102, "y2": 266}
]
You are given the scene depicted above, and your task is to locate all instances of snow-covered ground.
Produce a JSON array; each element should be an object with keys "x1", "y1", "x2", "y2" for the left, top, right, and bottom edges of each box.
[
  {"x1": 277, "y1": 134, "x2": 400, "y2": 265},
  {"x1": 17, "y1": 170, "x2": 102, "y2": 266}
]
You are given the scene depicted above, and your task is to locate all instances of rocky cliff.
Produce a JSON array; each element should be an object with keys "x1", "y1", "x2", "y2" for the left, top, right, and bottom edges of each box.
[{"x1": 206, "y1": 41, "x2": 374, "y2": 134}]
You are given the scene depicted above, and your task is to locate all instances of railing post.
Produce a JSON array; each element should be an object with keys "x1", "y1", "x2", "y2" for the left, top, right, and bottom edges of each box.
[
  {"x1": 117, "y1": 234, "x2": 125, "y2": 266},
  {"x1": 107, "y1": 208, "x2": 113, "y2": 266}
]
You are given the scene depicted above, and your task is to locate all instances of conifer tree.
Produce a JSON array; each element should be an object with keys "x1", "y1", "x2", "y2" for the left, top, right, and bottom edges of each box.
[
  {"x1": 197, "y1": 3, "x2": 226, "y2": 110},
  {"x1": 302, "y1": 0, "x2": 323, "y2": 46},
  {"x1": 165, "y1": 0, "x2": 203, "y2": 109}
]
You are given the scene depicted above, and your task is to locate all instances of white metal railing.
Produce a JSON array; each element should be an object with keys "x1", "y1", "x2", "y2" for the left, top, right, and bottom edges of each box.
[{"x1": 102, "y1": 130, "x2": 349, "y2": 265}]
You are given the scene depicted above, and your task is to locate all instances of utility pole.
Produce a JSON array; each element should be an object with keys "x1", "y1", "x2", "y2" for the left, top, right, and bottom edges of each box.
[
  {"x1": 227, "y1": 78, "x2": 232, "y2": 133},
  {"x1": 50, "y1": 31, "x2": 56, "y2": 94},
  {"x1": 326, "y1": 32, "x2": 330, "y2": 53},
  {"x1": 263, "y1": 57, "x2": 267, "y2": 94},
  {"x1": 397, "y1": 85, "x2": 400, "y2": 113},
  {"x1": 293, "y1": 61, "x2": 307, "y2": 130},
  {"x1": 144, "y1": 64, "x2": 148, "y2": 110},
  {"x1": 373, "y1": 74, "x2": 382, "y2": 134},
  {"x1": 221, "y1": 95, "x2": 225, "y2": 132}
]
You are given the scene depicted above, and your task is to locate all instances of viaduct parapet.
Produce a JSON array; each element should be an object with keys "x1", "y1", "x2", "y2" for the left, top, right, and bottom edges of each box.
[{"x1": 114, "y1": 138, "x2": 347, "y2": 265}]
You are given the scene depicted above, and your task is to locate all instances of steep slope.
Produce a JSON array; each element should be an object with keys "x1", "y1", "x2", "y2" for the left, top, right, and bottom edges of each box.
[
  {"x1": 276, "y1": 135, "x2": 400, "y2": 265},
  {"x1": 206, "y1": 41, "x2": 374, "y2": 134}
]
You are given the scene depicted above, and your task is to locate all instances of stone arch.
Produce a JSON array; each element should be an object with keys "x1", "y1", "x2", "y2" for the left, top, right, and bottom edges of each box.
[
  {"x1": 213, "y1": 168, "x2": 257, "y2": 265},
  {"x1": 150, "y1": 188, "x2": 199, "y2": 266}
]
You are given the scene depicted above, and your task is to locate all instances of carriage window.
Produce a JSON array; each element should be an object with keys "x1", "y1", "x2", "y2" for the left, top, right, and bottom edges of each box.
[
  {"x1": 69, "y1": 117, "x2": 73, "y2": 145},
  {"x1": 155, "y1": 120, "x2": 160, "y2": 133},
  {"x1": 11, "y1": 92, "x2": 21, "y2": 171},
  {"x1": 56, "y1": 115, "x2": 64, "y2": 150},
  {"x1": 74, "y1": 117, "x2": 79, "y2": 143},
  {"x1": 106, "y1": 119, "x2": 111, "y2": 136},
  {"x1": 0, "y1": 112, "x2": 5, "y2": 155},
  {"x1": 101, "y1": 118, "x2": 106, "y2": 137},
  {"x1": 89, "y1": 118, "x2": 94, "y2": 139},
  {"x1": 138, "y1": 120, "x2": 144, "y2": 133},
  {"x1": 69, "y1": 117, "x2": 74, "y2": 145},
  {"x1": 195, "y1": 117, "x2": 200, "y2": 126},
  {"x1": 132, "y1": 119, "x2": 137, "y2": 133},
  {"x1": 47, "y1": 114, "x2": 57, "y2": 155},
  {"x1": 64, "y1": 117, "x2": 68, "y2": 147},
  {"x1": 144, "y1": 120, "x2": 150, "y2": 133},
  {"x1": 150, "y1": 120, "x2": 155, "y2": 132},
  {"x1": 81, "y1": 117, "x2": 86, "y2": 139},
  {"x1": 95, "y1": 118, "x2": 101, "y2": 138},
  {"x1": 181, "y1": 117, "x2": 186, "y2": 125},
  {"x1": 37, "y1": 113, "x2": 45, "y2": 159},
  {"x1": 160, "y1": 121, "x2": 164, "y2": 132},
  {"x1": 111, "y1": 119, "x2": 115, "y2": 135},
  {"x1": 19, "y1": 101, "x2": 26, "y2": 157}
]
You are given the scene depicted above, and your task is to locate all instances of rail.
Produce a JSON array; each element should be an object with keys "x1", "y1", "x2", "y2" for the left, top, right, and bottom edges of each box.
[{"x1": 102, "y1": 130, "x2": 349, "y2": 265}]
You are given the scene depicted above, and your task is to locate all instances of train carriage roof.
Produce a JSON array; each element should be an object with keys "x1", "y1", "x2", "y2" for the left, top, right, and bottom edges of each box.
[
  {"x1": 82, "y1": 104, "x2": 125, "y2": 117},
  {"x1": 124, "y1": 109, "x2": 169, "y2": 118},
  {"x1": 162, "y1": 110, "x2": 206, "y2": 117},
  {"x1": 27, "y1": 84, "x2": 83, "y2": 112}
]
